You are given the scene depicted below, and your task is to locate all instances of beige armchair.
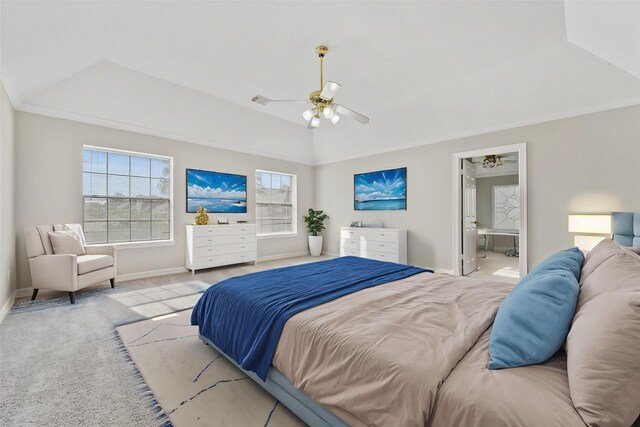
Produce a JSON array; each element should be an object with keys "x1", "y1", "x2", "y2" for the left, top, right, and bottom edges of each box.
[{"x1": 24, "y1": 224, "x2": 117, "y2": 304}]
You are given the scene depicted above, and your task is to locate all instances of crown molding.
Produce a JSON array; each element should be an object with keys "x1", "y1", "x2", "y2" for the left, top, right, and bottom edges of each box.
[
  {"x1": 313, "y1": 98, "x2": 640, "y2": 166},
  {"x1": 16, "y1": 97, "x2": 640, "y2": 167},
  {"x1": 16, "y1": 102, "x2": 316, "y2": 166}
]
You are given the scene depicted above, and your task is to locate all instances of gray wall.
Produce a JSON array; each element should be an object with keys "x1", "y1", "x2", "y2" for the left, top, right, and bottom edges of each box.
[
  {"x1": 14, "y1": 112, "x2": 315, "y2": 290},
  {"x1": 476, "y1": 174, "x2": 519, "y2": 250},
  {"x1": 0, "y1": 82, "x2": 16, "y2": 310},
  {"x1": 315, "y1": 104, "x2": 640, "y2": 271}
]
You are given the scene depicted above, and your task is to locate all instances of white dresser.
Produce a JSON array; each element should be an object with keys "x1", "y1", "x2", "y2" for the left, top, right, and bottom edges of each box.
[
  {"x1": 339, "y1": 227, "x2": 408, "y2": 264},
  {"x1": 186, "y1": 224, "x2": 257, "y2": 274}
]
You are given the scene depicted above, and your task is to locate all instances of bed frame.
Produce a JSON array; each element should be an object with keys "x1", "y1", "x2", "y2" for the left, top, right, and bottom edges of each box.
[{"x1": 199, "y1": 335, "x2": 349, "y2": 427}]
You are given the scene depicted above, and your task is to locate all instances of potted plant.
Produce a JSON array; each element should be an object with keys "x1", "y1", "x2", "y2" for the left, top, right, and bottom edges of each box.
[{"x1": 303, "y1": 208, "x2": 329, "y2": 256}]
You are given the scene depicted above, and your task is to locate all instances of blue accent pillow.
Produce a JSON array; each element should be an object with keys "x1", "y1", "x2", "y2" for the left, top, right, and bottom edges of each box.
[
  {"x1": 529, "y1": 247, "x2": 584, "y2": 278},
  {"x1": 487, "y1": 247, "x2": 584, "y2": 370}
]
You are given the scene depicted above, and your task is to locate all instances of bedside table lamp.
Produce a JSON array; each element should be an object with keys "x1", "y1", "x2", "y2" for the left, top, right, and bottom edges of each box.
[{"x1": 568, "y1": 214, "x2": 612, "y2": 251}]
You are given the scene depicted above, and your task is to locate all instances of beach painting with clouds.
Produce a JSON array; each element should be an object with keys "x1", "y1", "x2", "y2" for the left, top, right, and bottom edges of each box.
[
  {"x1": 186, "y1": 169, "x2": 247, "y2": 213},
  {"x1": 354, "y1": 167, "x2": 407, "y2": 211}
]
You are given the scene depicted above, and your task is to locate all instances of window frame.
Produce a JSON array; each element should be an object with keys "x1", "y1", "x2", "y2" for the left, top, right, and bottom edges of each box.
[
  {"x1": 255, "y1": 169, "x2": 298, "y2": 238},
  {"x1": 83, "y1": 145, "x2": 174, "y2": 247}
]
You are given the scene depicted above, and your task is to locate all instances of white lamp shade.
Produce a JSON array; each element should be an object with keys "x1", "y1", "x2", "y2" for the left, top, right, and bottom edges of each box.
[
  {"x1": 568, "y1": 214, "x2": 611, "y2": 234},
  {"x1": 574, "y1": 235, "x2": 606, "y2": 251},
  {"x1": 310, "y1": 116, "x2": 320, "y2": 128},
  {"x1": 330, "y1": 114, "x2": 341, "y2": 124},
  {"x1": 323, "y1": 107, "x2": 334, "y2": 119},
  {"x1": 302, "y1": 109, "x2": 314, "y2": 121}
]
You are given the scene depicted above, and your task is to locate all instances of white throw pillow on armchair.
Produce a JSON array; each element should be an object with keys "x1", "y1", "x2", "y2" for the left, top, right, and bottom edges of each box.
[{"x1": 48, "y1": 231, "x2": 86, "y2": 256}]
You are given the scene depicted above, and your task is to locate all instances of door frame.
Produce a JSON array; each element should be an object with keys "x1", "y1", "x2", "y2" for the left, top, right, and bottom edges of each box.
[{"x1": 452, "y1": 142, "x2": 528, "y2": 278}]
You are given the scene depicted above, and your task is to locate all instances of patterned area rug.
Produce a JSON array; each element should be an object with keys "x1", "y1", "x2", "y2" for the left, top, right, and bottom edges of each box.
[{"x1": 116, "y1": 310, "x2": 305, "y2": 427}]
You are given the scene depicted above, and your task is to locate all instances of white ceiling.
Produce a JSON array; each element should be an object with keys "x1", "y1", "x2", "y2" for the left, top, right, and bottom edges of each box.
[{"x1": 1, "y1": 1, "x2": 639, "y2": 165}]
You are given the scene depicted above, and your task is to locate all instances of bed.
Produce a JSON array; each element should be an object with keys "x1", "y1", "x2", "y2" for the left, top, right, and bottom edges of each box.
[{"x1": 191, "y1": 216, "x2": 640, "y2": 427}]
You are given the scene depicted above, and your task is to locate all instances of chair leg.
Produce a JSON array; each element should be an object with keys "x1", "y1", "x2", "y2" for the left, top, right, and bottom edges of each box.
[
  {"x1": 110, "y1": 278, "x2": 115, "y2": 288},
  {"x1": 31, "y1": 289, "x2": 39, "y2": 301},
  {"x1": 68, "y1": 292, "x2": 75, "y2": 304}
]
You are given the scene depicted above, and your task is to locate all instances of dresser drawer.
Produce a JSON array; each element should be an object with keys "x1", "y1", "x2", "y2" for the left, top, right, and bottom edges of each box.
[
  {"x1": 227, "y1": 242, "x2": 257, "y2": 254},
  {"x1": 367, "y1": 251, "x2": 399, "y2": 263},
  {"x1": 192, "y1": 227, "x2": 228, "y2": 237},
  {"x1": 193, "y1": 236, "x2": 227, "y2": 247},
  {"x1": 228, "y1": 252, "x2": 255, "y2": 264},
  {"x1": 227, "y1": 234, "x2": 256, "y2": 244},
  {"x1": 228, "y1": 225, "x2": 256, "y2": 235},
  {"x1": 340, "y1": 229, "x2": 363, "y2": 240},
  {"x1": 367, "y1": 240, "x2": 396, "y2": 254},
  {"x1": 368, "y1": 230, "x2": 398, "y2": 243},
  {"x1": 193, "y1": 245, "x2": 227, "y2": 258},
  {"x1": 193, "y1": 255, "x2": 228, "y2": 269},
  {"x1": 340, "y1": 248, "x2": 361, "y2": 257},
  {"x1": 340, "y1": 239, "x2": 360, "y2": 250}
]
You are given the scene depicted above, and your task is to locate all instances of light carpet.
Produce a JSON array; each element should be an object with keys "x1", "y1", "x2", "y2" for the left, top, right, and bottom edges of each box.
[
  {"x1": 0, "y1": 280, "x2": 210, "y2": 426},
  {"x1": 116, "y1": 309, "x2": 305, "y2": 427}
]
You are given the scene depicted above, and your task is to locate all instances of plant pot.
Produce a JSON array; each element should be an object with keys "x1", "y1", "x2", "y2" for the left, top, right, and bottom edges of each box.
[{"x1": 308, "y1": 235, "x2": 323, "y2": 256}]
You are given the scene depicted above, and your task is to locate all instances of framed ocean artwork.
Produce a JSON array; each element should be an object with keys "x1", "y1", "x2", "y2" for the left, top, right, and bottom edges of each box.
[
  {"x1": 354, "y1": 167, "x2": 407, "y2": 211},
  {"x1": 186, "y1": 169, "x2": 247, "y2": 213}
]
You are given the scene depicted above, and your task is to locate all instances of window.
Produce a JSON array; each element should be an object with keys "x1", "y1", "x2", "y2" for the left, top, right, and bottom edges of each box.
[
  {"x1": 493, "y1": 184, "x2": 520, "y2": 229},
  {"x1": 83, "y1": 147, "x2": 172, "y2": 245},
  {"x1": 256, "y1": 170, "x2": 296, "y2": 236}
]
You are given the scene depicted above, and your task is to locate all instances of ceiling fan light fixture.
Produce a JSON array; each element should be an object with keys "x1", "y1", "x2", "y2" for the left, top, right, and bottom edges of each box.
[
  {"x1": 251, "y1": 46, "x2": 369, "y2": 127},
  {"x1": 482, "y1": 155, "x2": 504, "y2": 168},
  {"x1": 302, "y1": 108, "x2": 314, "y2": 121}
]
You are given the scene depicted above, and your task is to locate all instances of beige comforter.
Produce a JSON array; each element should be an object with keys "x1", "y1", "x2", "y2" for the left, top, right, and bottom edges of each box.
[
  {"x1": 272, "y1": 272, "x2": 512, "y2": 427},
  {"x1": 428, "y1": 328, "x2": 586, "y2": 427}
]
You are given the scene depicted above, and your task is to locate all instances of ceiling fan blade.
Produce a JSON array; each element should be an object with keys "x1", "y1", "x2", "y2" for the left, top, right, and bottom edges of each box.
[
  {"x1": 320, "y1": 81, "x2": 341, "y2": 99},
  {"x1": 335, "y1": 105, "x2": 370, "y2": 124},
  {"x1": 251, "y1": 95, "x2": 307, "y2": 105}
]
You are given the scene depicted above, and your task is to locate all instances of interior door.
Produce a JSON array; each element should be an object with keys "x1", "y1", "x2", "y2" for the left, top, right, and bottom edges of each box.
[{"x1": 462, "y1": 159, "x2": 478, "y2": 275}]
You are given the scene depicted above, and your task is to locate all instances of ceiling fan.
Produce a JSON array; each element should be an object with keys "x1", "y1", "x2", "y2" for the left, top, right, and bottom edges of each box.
[
  {"x1": 251, "y1": 46, "x2": 370, "y2": 129},
  {"x1": 472, "y1": 154, "x2": 518, "y2": 168}
]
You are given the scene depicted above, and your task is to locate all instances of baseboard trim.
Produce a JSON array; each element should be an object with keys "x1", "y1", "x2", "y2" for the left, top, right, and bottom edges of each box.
[
  {"x1": 0, "y1": 290, "x2": 17, "y2": 324},
  {"x1": 486, "y1": 247, "x2": 518, "y2": 253},
  {"x1": 429, "y1": 268, "x2": 455, "y2": 275},
  {"x1": 15, "y1": 287, "x2": 33, "y2": 298},
  {"x1": 258, "y1": 251, "x2": 310, "y2": 262},
  {"x1": 117, "y1": 267, "x2": 189, "y2": 283}
]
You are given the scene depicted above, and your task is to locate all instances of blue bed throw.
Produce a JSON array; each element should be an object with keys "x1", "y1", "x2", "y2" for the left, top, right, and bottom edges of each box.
[{"x1": 191, "y1": 256, "x2": 429, "y2": 380}]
